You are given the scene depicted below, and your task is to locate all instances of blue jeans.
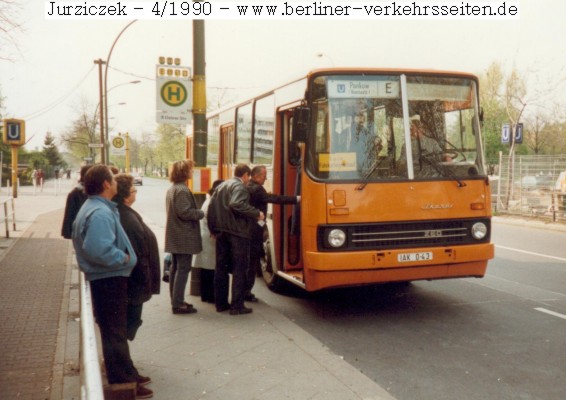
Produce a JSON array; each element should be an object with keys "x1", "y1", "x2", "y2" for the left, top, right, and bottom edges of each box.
[{"x1": 169, "y1": 253, "x2": 193, "y2": 308}]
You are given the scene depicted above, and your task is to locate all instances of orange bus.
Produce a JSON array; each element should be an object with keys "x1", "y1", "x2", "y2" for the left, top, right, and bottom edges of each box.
[{"x1": 206, "y1": 68, "x2": 494, "y2": 292}]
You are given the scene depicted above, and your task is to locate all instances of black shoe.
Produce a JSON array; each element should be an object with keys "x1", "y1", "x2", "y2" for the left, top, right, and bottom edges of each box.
[
  {"x1": 136, "y1": 375, "x2": 151, "y2": 386},
  {"x1": 162, "y1": 274, "x2": 170, "y2": 283},
  {"x1": 172, "y1": 304, "x2": 197, "y2": 314},
  {"x1": 216, "y1": 304, "x2": 230, "y2": 312},
  {"x1": 244, "y1": 294, "x2": 258, "y2": 303},
  {"x1": 230, "y1": 307, "x2": 253, "y2": 315},
  {"x1": 136, "y1": 384, "x2": 153, "y2": 399}
]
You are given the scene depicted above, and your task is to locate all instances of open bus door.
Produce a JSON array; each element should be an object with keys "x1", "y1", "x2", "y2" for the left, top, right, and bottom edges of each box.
[
  {"x1": 262, "y1": 109, "x2": 304, "y2": 291},
  {"x1": 219, "y1": 125, "x2": 233, "y2": 180}
]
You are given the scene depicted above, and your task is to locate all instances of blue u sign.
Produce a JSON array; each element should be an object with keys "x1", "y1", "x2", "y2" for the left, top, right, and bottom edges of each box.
[
  {"x1": 515, "y1": 123, "x2": 523, "y2": 144},
  {"x1": 2, "y1": 119, "x2": 25, "y2": 145}
]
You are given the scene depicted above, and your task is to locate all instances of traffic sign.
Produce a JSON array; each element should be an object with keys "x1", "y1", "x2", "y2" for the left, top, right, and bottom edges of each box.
[
  {"x1": 515, "y1": 123, "x2": 523, "y2": 144},
  {"x1": 156, "y1": 63, "x2": 192, "y2": 125},
  {"x1": 3, "y1": 119, "x2": 26, "y2": 145},
  {"x1": 111, "y1": 135, "x2": 126, "y2": 156},
  {"x1": 501, "y1": 123, "x2": 510, "y2": 144},
  {"x1": 88, "y1": 143, "x2": 104, "y2": 148}
]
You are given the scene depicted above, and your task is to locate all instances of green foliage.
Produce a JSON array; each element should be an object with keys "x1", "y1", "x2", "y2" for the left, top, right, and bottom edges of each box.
[{"x1": 43, "y1": 132, "x2": 65, "y2": 167}]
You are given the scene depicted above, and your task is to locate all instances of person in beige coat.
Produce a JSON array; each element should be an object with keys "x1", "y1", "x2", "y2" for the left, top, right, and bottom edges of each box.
[{"x1": 164, "y1": 160, "x2": 204, "y2": 314}]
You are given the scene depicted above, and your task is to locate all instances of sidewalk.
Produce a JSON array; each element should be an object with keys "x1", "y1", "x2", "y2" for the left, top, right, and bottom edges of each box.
[{"x1": 0, "y1": 179, "x2": 396, "y2": 400}]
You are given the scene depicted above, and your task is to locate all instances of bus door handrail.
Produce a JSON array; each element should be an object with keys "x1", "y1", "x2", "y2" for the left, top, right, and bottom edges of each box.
[{"x1": 79, "y1": 272, "x2": 104, "y2": 400}]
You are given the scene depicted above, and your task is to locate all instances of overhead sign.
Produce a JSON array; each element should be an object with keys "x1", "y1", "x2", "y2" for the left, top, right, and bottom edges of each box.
[
  {"x1": 156, "y1": 64, "x2": 192, "y2": 125},
  {"x1": 111, "y1": 135, "x2": 126, "y2": 156}
]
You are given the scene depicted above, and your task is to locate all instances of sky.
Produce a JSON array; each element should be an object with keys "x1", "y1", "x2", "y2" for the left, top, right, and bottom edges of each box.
[{"x1": 1, "y1": 0, "x2": 565, "y2": 152}]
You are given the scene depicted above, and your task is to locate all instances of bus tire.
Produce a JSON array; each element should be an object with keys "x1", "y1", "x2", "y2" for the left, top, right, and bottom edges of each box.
[{"x1": 261, "y1": 237, "x2": 283, "y2": 292}]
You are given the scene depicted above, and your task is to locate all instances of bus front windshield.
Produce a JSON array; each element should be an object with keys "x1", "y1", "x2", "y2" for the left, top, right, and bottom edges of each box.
[{"x1": 306, "y1": 74, "x2": 485, "y2": 182}]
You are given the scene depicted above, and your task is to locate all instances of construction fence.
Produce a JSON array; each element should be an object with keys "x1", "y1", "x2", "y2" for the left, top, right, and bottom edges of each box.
[{"x1": 491, "y1": 154, "x2": 566, "y2": 223}]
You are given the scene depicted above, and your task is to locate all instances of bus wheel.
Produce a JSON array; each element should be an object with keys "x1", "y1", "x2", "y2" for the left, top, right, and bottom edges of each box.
[{"x1": 261, "y1": 237, "x2": 282, "y2": 291}]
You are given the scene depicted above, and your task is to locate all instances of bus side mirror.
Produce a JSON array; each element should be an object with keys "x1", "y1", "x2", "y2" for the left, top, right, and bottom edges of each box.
[{"x1": 292, "y1": 106, "x2": 311, "y2": 143}]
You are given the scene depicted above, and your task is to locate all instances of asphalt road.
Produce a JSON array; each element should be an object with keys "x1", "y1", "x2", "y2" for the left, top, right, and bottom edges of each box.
[{"x1": 136, "y1": 177, "x2": 566, "y2": 400}]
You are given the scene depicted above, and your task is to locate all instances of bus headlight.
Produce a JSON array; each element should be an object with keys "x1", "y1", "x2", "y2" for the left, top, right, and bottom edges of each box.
[
  {"x1": 471, "y1": 222, "x2": 488, "y2": 240},
  {"x1": 328, "y1": 229, "x2": 346, "y2": 248}
]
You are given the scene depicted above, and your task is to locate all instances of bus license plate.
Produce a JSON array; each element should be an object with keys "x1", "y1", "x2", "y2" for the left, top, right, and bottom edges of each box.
[{"x1": 397, "y1": 252, "x2": 433, "y2": 262}]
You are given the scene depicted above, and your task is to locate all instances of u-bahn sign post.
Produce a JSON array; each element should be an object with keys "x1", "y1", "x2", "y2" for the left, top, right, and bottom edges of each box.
[{"x1": 2, "y1": 119, "x2": 26, "y2": 198}]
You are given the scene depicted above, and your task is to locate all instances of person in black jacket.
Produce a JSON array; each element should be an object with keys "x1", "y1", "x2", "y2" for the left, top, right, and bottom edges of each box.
[
  {"x1": 61, "y1": 165, "x2": 92, "y2": 239},
  {"x1": 208, "y1": 164, "x2": 264, "y2": 315},
  {"x1": 113, "y1": 173, "x2": 160, "y2": 397},
  {"x1": 246, "y1": 165, "x2": 299, "y2": 302},
  {"x1": 114, "y1": 174, "x2": 161, "y2": 337}
]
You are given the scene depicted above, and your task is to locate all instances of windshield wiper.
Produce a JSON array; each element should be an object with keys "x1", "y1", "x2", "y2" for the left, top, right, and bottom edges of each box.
[
  {"x1": 419, "y1": 155, "x2": 467, "y2": 188},
  {"x1": 356, "y1": 158, "x2": 385, "y2": 190}
]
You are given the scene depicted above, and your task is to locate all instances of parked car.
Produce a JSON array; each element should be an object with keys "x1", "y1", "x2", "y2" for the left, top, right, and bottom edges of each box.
[{"x1": 132, "y1": 172, "x2": 143, "y2": 186}]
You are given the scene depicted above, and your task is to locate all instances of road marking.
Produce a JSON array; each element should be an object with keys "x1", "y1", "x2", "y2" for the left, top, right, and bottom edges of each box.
[
  {"x1": 496, "y1": 245, "x2": 566, "y2": 262},
  {"x1": 535, "y1": 307, "x2": 566, "y2": 321}
]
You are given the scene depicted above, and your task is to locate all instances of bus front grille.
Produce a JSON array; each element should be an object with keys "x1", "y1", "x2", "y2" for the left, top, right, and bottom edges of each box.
[{"x1": 317, "y1": 219, "x2": 490, "y2": 251}]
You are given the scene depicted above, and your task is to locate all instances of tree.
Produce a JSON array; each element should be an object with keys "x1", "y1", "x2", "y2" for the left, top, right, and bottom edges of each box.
[
  {"x1": 60, "y1": 100, "x2": 100, "y2": 163},
  {"x1": 0, "y1": 0, "x2": 23, "y2": 62},
  {"x1": 154, "y1": 124, "x2": 186, "y2": 175},
  {"x1": 43, "y1": 131, "x2": 64, "y2": 168}
]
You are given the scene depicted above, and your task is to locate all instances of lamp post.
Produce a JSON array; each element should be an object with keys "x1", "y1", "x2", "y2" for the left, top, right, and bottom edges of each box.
[
  {"x1": 316, "y1": 53, "x2": 335, "y2": 66},
  {"x1": 93, "y1": 83, "x2": 138, "y2": 163},
  {"x1": 94, "y1": 59, "x2": 106, "y2": 163},
  {"x1": 104, "y1": 20, "x2": 138, "y2": 165}
]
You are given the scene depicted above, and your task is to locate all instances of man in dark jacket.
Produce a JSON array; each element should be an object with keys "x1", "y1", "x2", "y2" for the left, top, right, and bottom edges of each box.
[
  {"x1": 245, "y1": 165, "x2": 299, "y2": 302},
  {"x1": 208, "y1": 164, "x2": 264, "y2": 315},
  {"x1": 61, "y1": 165, "x2": 92, "y2": 239}
]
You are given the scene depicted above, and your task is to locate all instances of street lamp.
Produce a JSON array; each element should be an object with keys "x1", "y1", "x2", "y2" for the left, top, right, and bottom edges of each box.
[
  {"x1": 104, "y1": 20, "x2": 138, "y2": 165},
  {"x1": 92, "y1": 83, "x2": 137, "y2": 163},
  {"x1": 316, "y1": 53, "x2": 335, "y2": 66}
]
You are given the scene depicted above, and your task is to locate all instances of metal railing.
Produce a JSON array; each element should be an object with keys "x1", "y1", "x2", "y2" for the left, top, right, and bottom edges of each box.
[
  {"x1": 0, "y1": 197, "x2": 16, "y2": 238},
  {"x1": 491, "y1": 154, "x2": 566, "y2": 223},
  {"x1": 79, "y1": 273, "x2": 104, "y2": 400}
]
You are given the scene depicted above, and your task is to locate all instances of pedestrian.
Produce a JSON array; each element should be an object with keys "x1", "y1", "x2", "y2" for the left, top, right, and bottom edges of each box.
[
  {"x1": 164, "y1": 160, "x2": 204, "y2": 315},
  {"x1": 191, "y1": 179, "x2": 224, "y2": 304},
  {"x1": 32, "y1": 169, "x2": 38, "y2": 186},
  {"x1": 246, "y1": 165, "x2": 300, "y2": 302},
  {"x1": 37, "y1": 169, "x2": 44, "y2": 189},
  {"x1": 208, "y1": 164, "x2": 264, "y2": 315},
  {"x1": 61, "y1": 165, "x2": 92, "y2": 239},
  {"x1": 71, "y1": 164, "x2": 153, "y2": 399},
  {"x1": 113, "y1": 173, "x2": 161, "y2": 342}
]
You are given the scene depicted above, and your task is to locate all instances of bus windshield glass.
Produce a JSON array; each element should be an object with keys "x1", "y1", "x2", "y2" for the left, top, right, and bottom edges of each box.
[{"x1": 306, "y1": 74, "x2": 485, "y2": 182}]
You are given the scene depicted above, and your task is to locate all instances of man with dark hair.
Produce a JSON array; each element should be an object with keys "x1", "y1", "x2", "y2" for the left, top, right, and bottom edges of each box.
[
  {"x1": 208, "y1": 164, "x2": 264, "y2": 315},
  {"x1": 245, "y1": 165, "x2": 299, "y2": 302},
  {"x1": 61, "y1": 164, "x2": 92, "y2": 239},
  {"x1": 72, "y1": 164, "x2": 153, "y2": 398}
]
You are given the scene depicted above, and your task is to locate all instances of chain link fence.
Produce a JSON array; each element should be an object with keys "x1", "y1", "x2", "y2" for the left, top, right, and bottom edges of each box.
[{"x1": 491, "y1": 154, "x2": 566, "y2": 223}]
